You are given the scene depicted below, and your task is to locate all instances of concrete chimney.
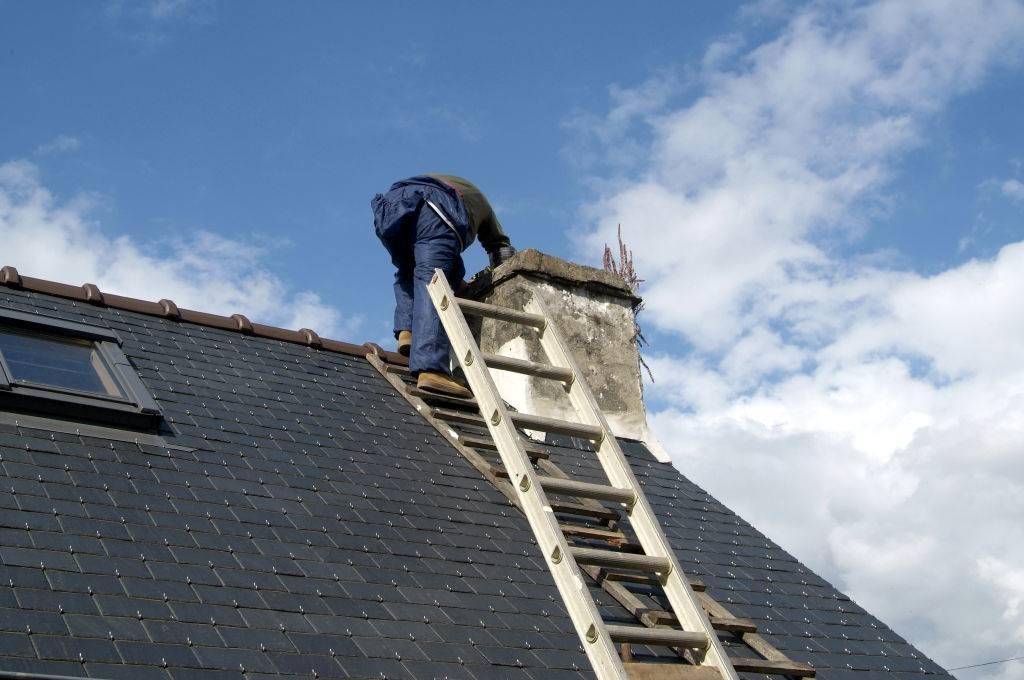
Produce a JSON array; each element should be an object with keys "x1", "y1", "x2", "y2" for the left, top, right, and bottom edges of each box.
[{"x1": 465, "y1": 249, "x2": 669, "y2": 461}]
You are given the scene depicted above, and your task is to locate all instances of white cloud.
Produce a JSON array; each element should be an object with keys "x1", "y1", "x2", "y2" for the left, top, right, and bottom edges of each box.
[
  {"x1": 574, "y1": 0, "x2": 1024, "y2": 676},
  {"x1": 107, "y1": 0, "x2": 214, "y2": 23},
  {"x1": 35, "y1": 135, "x2": 81, "y2": 156},
  {"x1": 1003, "y1": 178, "x2": 1024, "y2": 202},
  {"x1": 104, "y1": 0, "x2": 216, "y2": 48},
  {"x1": 0, "y1": 159, "x2": 359, "y2": 340},
  {"x1": 148, "y1": 0, "x2": 198, "y2": 20}
]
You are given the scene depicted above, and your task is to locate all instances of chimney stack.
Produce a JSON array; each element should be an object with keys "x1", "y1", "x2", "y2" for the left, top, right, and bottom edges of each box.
[{"x1": 465, "y1": 249, "x2": 669, "y2": 461}]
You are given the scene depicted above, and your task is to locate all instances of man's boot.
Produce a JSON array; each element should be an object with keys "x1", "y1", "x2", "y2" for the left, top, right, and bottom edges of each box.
[
  {"x1": 417, "y1": 371, "x2": 472, "y2": 399},
  {"x1": 397, "y1": 330, "x2": 412, "y2": 357}
]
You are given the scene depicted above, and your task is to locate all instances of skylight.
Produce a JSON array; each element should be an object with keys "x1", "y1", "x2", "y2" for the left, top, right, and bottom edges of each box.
[
  {"x1": 0, "y1": 307, "x2": 161, "y2": 429},
  {"x1": 0, "y1": 327, "x2": 124, "y2": 398}
]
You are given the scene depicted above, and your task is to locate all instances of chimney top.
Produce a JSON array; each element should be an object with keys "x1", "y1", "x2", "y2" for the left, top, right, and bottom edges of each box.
[
  {"x1": 465, "y1": 249, "x2": 667, "y2": 461},
  {"x1": 466, "y1": 248, "x2": 641, "y2": 303}
]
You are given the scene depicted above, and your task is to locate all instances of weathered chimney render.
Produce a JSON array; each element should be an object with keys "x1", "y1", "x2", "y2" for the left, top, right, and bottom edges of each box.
[{"x1": 465, "y1": 249, "x2": 670, "y2": 462}]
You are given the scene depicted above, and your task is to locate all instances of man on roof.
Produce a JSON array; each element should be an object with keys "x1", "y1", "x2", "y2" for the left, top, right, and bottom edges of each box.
[{"x1": 372, "y1": 174, "x2": 516, "y2": 398}]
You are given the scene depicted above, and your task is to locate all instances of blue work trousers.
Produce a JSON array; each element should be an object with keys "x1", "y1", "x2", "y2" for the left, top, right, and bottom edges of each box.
[{"x1": 372, "y1": 184, "x2": 467, "y2": 376}]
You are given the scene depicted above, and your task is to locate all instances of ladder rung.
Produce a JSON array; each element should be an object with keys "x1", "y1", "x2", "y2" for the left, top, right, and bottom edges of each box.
[
  {"x1": 623, "y1": 663, "x2": 721, "y2": 679},
  {"x1": 709, "y1": 615, "x2": 758, "y2": 634},
  {"x1": 493, "y1": 462, "x2": 567, "y2": 479},
  {"x1": 644, "y1": 610, "x2": 677, "y2": 625},
  {"x1": 570, "y1": 547, "x2": 671, "y2": 573},
  {"x1": 537, "y1": 476, "x2": 635, "y2": 505},
  {"x1": 602, "y1": 571, "x2": 706, "y2": 592},
  {"x1": 431, "y1": 407, "x2": 485, "y2": 426},
  {"x1": 406, "y1": 385, "x2": 477, "y2": 407},
  {"x1": 605, "y1": 624, "x2": 708, "y2": 650},
  {"x1": 510, "y1": 412, "x2": 604, "y2": 440},
  {"x1": 549, "y1": 501, "x2": 620, "y2": 522},
  {"x1": 457, "y1": 433, "x2": 548, "y2": 459},
  {"x1": 730, "y1": 658, "x2": 816, "y2": 677},
  {"x1": 456, "y1": 298, "x2": 546, "y2": 329},
  {"x1": 628, "y1": 611, "x2": 756, "y2": 636},
  {"x1": 600, "y1": 571, "x2": 661, "y2": 586},
  {"x1": 558, "y1": 524, "x2": 629, "y2": 543},
  {"x1": 481, "y1": 353, "x2": 573, "y2": 382}
]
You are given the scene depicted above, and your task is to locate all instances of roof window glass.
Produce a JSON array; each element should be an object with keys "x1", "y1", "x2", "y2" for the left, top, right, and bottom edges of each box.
[
  {"x1": 0, "y1": 327, "x2": 124, "y2": 398},
  {"x1": 0, "y1": 307, "x2": 162, "y2": 429}
]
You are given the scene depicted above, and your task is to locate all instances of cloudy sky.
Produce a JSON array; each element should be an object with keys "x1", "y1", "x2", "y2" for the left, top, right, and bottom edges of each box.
[{"x1": 2, "y1": 1, "x2": 1023, "y2": 676}]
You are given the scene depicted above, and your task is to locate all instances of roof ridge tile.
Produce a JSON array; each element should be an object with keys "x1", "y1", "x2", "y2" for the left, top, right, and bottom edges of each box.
[{"x1": 0, "y1": 265, "x2": 407, "y2": 365}]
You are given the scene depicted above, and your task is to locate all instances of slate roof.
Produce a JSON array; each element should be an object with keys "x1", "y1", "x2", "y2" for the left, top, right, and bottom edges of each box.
[{"x1": 0, "y1": 274, "x2": 950, "y2": 680}]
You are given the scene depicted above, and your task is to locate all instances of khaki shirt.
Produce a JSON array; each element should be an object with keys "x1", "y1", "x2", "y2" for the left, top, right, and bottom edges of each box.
[{"x1": 428, "y1": 174, "x2": 511, "y2": 251}]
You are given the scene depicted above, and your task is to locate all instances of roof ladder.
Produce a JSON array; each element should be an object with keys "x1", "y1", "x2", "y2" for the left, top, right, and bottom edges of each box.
[{"x1": 426, "y1": 271, "x2": 739, "y2": 680}]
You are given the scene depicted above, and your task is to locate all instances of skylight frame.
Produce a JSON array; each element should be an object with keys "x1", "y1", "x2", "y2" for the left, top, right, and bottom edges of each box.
[{"x1": 0, "y1": 307, "x2": 161, "y2": 429}]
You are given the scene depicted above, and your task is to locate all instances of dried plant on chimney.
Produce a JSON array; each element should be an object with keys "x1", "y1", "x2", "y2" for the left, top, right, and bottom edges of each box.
[{"x1": 603, "y1": 225, "x2": 654, "y2": 382}]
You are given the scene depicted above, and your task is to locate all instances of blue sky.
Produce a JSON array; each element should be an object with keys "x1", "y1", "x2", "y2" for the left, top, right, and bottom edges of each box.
[
  {"x1": 2, "y1": 0, "x2": 747, "y2": 332},
  {"x1": 2, "y1": 1, "x2": 1022, "y2": 329},
  {"x1": 3, "y1": 1, "x2": 1024, "y2": 677}
]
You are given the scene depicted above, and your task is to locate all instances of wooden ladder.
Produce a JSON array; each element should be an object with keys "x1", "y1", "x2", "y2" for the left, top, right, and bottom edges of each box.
[
  {"x1": 426, "y1": 271, "x2": 739, "y2": 680},
  {"x1": 371, "y1": 353, "x2": 816, "y2": 679}
]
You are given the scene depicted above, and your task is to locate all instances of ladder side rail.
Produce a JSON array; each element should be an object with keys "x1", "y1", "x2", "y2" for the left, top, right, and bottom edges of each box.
[
  {"x1": 425, "y1": 271, "x2": 627, "y2": 680},
  {"x1": 525, "y1": 295, "x2": 740, "y2": 680}
]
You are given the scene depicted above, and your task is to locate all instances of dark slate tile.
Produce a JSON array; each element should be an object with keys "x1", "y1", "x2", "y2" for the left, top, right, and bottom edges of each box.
[
  {"x1": 475, "y1": 644, "x2": 542, "y2": 668},
  {"x1": 191, "y1": 644, "x2": 276, "y2": 673},
  {"x1": 338, "y1": 655, "x2": 411, "y2": 679},
  {"x1": 258, "y1": 589, "x2": 333, "y2": 615},
  {"x1": 322, "y1": 594, "x2": 393, "y2": 621},
  {"x1": 147, "y1": 561, "x2": 221, "y2": 587},
  {"x1": 191, "y1": 584, "x2": 265, "y2": 609},
  {"x1": 166, "y1": 666, "x2": 240, "y2": 680},
  {"x1": 33, "y1": 634, "x2": 121, "y2": 663},
  {"x1": 373, "y1": 619, "x2": 443, "y2": 645},
  {"x1": 31, "y1": 532, "x2": 103, "y2": 557},
  {"x1": 267, "y1": 651, "x2": 348, "y2": 677},
  {"x1": 121, "y1": 577, "x2": 199, "y2": 603},
  {"x1": 1, "y1": 546, "x2": 79, "y2": 572},
  {"x1": 215, "y1": 566, "x2": 287, "y2": 590},
  {"x1": 167, "y1": 601, "x2": 245, "y2": 627},
  {"x1": 0, "y1": 607, "x2": 68, "y2": 635},
  {"x1": 0, "y1": 586, "x2": 16, "y2": 610},
  {"x1": 354, "y1": 634, "x2": 429, "y2": 662},
  {"x1": 0, "y1": 656, "x2": 85, "y2": 676},
  {"x1": 0, "y1": 631, "x2": 36, "y2": 657},
  {"x1": 402, "y1": 659, "x2": 478, "y2": 680},
  {"x1": 415, "y1": 640, "x2": 488, "y2": 666},
  {"x1": 46, "y1": 570, "x2": 125, "y2": 595},
  {"x1": 77, "y1": 554, "x2": 151, "y2": 579},
  {"x1": 216, "y1": 625, "x2": 294, "y2": 652},
  {"x1": 93, "y1": 594, "x2": 174, "y2": 621},
  {"x1": 237, "y1": 608, "x2": 315, "y2": 634},
  {"x1": 143, "y1": 619, "x2": 222, "y2": 647},
  {"x1": 84, "y1": 662, "x2": 172, "y2": 680},
  {"x1": 0, "y1": 563, "x2": 50, "y2": 589},
  {"x1": 116, "y1": 640, "x2": 202, "y2": 668},
  {"x1": 15, "y1": 587, "x2": 99, "y2": 615},
  {"x1": 65, "y1": 614, "x2": 149, "y2": 642},
  {"x1": 286, "y1": 632, "x2": 360, "y2": 657}
]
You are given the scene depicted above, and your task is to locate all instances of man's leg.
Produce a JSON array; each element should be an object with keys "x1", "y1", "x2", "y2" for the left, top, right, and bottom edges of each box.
[
  {"x1": 372, "y1": 187, "x2": 419, "y2": 351},
  {"x1": 391, "y1": 247, "x2": 414, "y2": 338},
  {"x1": 409, "y1": 202, "x2": 465, "y2": 377}
]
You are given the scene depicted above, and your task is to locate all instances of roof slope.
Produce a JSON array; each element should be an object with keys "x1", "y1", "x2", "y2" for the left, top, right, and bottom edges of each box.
[
  {"x1": 544, "y1": 437, "x2": 948, "y2": 679},
  {"x1": 0, "y1": 280, "x2": 949, "y2": 679}
]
